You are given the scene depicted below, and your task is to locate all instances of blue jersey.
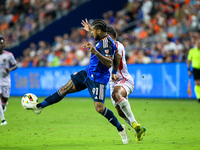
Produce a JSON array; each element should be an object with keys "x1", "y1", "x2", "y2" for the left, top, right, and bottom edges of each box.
[{"x1": 86, "y1": 35, "x2": 118, "y2": 84}]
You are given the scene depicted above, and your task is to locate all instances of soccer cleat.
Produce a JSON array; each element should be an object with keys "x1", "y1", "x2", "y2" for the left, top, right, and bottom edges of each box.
[
  {"x1": 135, "y1": 126, "x2": 146, "y2": 141},
  {"x1": 118, "y1": 124, "x2": 129, "y2": 144},
  {"x1": 132, "y1": 122, "x2": 146, "y2": 141},
  {"x1": 1, "y1": 120, "x2": 7, "y2": 126},
  {"x1": 132, "y1": 122, "x2": 141, "y2": 132},
  {"x1": 33, "y1": 104, "x2": 42, "y2": 115}
]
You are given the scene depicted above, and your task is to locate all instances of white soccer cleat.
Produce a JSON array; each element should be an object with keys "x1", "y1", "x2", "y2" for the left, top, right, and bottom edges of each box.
[
  {"x1": 24, "y1": 104, "x2": 35, "y2": 110},
  {"x1": 119, "y1": 124, "x2": 129, "y2": 144},
  {"x1": 1, "y1": 120, "x2": 7, "y2": 126},
  {"x1": 33, "y1": 104, "x2": 42, "y2": 115}
]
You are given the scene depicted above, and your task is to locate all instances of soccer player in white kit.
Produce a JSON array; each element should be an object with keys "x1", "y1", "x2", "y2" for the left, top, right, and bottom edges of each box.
[
  {"x1": 107, "y1": 27, "x2": 146, "y2": 141},
  {"x1": 0, "y1": 36, "x2": 18, "y2": 125}
]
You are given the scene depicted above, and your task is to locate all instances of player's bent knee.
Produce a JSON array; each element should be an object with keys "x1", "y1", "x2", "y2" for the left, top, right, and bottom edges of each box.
[
  {"x1": 112, "y1": 92, "x2": 120, "y2": 102},
  {"x1": 59, "y1": 87, "x2": 66, "y2": 95}
]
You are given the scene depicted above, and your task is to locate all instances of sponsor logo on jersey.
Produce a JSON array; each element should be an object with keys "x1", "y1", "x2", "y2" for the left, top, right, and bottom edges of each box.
[{"x1": 3, "y1": 59, "x2": 6, "y2": 62}]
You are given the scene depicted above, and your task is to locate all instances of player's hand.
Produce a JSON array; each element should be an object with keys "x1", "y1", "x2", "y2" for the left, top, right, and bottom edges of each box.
[
  {"x1": 4, "y1": 68, "x2": 10, "y2": 73},
  {"x1": 81, "y1": 18, "x2": 91, "y2": 32},
  {"x1": 112, "y1": 73, "x2": 119, "y2": 83},
  {"x1": 82, "y1": 42, "x2": 97, "y2": 54},
  {"x1": 188, "y1": 70, "x2": 192, "y2": 77}
]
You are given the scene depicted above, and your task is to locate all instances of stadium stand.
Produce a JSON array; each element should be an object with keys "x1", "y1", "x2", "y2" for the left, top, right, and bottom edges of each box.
[
  {"x1": 2, "y1": 0, "x2": 200, "y2": 67},
  {"x1": 0, "y1": 0, "x2": 87, "y2": 48}
]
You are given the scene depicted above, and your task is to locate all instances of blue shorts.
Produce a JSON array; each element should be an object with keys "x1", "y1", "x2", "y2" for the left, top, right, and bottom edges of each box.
[{"x1": 71, "y1": 70, "x2": 106, "y2": 103}]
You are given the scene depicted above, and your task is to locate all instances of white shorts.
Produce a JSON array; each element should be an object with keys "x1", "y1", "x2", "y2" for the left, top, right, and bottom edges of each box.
[
  {"x1": 0, "y1": 86, "x2": 11, "y2": 98},
  {"x1": 110, "y1": 79, "x2": 134, "y2": 107}
]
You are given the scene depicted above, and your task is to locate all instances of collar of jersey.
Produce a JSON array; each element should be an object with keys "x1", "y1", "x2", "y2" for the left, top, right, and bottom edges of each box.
[{"x1": 99, "y1": 35, "x2": 109, "y2": 41}]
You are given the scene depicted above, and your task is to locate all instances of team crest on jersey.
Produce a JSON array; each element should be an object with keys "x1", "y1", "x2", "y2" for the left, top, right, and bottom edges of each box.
[
  {"x1": 3, "y1": 59, "x2": 6, "y2": 62},
  {"x1": 104, "y1": 49, "x2": 109, "y2": 54}
]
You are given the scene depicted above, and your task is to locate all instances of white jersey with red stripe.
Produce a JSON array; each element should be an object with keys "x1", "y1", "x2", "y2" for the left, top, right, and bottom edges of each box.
[
  {"x1": 110, "y1": 41, "x2": 134, "y2": 84},
  {"x1": 0, "y1": 50, "x2": 17, "y2": 86}
]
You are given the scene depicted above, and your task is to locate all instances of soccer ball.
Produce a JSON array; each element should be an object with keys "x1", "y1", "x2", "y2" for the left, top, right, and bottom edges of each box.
[{"x1": 21, "y1": 93, "x2": 38, "y2": 110}]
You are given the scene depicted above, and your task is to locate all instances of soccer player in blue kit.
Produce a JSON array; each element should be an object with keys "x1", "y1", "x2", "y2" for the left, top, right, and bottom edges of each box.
[{"x1": 30, "y1": 19, "x2": 129, "y2": 144}]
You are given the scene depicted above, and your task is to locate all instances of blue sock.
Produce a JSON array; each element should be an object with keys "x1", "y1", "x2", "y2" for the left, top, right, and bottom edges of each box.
[
  {"x1": 102, "y1": 107, "x2": 123, "y2": 131},
  {"x1": 37, "y1": 91, "x2": 64, "y2": 108}
]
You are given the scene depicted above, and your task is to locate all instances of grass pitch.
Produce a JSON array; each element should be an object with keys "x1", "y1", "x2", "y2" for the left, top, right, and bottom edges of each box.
[{"x1": 0, "y1": 97, "x2": 200, "y2": 150}]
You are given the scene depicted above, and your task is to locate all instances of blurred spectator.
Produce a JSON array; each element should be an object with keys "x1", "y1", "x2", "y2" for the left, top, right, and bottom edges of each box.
[
  {"x1": 163, "y1": 37, "x2": 177, "y2": 53},
  {"x1": 9, "y1": 0, "x2": 200, "y2": 67},
  {"x1": 0, "y1": 0, "x2": 87, "y2": 48}
]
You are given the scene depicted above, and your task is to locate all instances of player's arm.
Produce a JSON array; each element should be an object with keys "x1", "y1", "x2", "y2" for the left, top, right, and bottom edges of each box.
[
  {"x1": 112, "y1": 52, "x2": 121, "y2": 82},
  {"x1": 113, "y1": 52, "x2": 121, "y2": 71},
  {"x1": 81, "y1": 18, "x2": 91, "y2": 32},
  {"x1": 4, "y1": 64, "x2": 18, "y2": 73},
  {"x1": 82, "y1": 42, "x2": 113, "y2": 68},
  {"x1": 95, "y1": 50, "x2": 113, "y2": 68},
  {"x1": 187, "y1": 50, "x2": 192, "y2": 77},
  {"x1": 9, "y1": 64, "x2": 18, "y2": 71},
  {"x1": 187, "y1": 59, "x2": 192, "y2": 77}
]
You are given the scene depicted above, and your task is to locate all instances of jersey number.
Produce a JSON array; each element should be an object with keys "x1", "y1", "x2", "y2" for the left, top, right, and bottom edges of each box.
[
  {"x1": 92, "y1": 84, "x2": 104, "y2": 100},
  {"x1": 92, "y1": 88, "x2": 98, "y2": 96}
]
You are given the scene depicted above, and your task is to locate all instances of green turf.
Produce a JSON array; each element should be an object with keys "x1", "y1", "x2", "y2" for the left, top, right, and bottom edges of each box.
[{"x1": 0, "y1": 97, "x2": 200, "y2": 150}]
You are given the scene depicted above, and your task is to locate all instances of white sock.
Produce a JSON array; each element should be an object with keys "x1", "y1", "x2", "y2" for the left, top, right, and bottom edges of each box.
[
  {"x1": 118, "y1": 97, "x2": 137, "y2": 124},
  {"x1": 0, "y1": 104, "x2": 5, "y2": 121}
]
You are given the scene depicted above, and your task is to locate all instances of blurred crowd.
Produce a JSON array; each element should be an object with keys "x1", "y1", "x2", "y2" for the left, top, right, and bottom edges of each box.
[
  {"x1": 0, "y1": 0, "x2": 86, "y2": 48},
  {"x1": 2, "y1": 0, "x2": 200, "y2": 67}
]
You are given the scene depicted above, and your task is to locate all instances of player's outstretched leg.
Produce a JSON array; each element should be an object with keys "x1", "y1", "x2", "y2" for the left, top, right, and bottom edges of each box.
[
  {"x1": 32, "y1": 79, "x2": 77, "y2": 114},
  {"x1": 33, "y1": 90, "x2": 64, "y2": 114}
]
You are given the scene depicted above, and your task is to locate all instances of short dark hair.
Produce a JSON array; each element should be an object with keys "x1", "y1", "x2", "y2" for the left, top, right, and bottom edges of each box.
[
  {"x1": 91, "y1": 19, "x2": 107, "y2": 32},
  {"x1": 107, "y1": 26, "x2": 117, "y2": 39}
]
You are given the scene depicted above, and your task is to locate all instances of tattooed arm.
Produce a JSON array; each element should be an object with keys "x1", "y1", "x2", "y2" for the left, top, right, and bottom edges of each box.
[{"x1": 94, "y1": 50, "x2": 113, "y2": 68}]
